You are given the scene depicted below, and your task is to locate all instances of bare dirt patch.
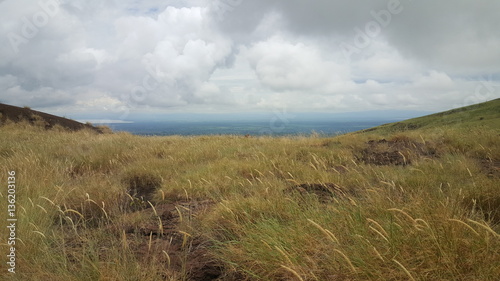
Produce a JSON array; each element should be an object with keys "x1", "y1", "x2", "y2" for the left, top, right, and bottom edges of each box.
[
  {"x1": 123, "y1": 172, "x2": 163, "y2": 203},
  {"x1": 357, "y1": 137, "x2": 437, "y2": 166},
  {"x1": 479, "y1": 159, "x2": 500, "y2": 178},
  {"x1": 331, "y1": 165, "x2": 349, "y2": 174},
  {"x1": 285, "y1": 183, "x2": 359, "y2": 203},
  {"x1": 57, "y1": 199, "x2": 223, "y2": 280},
  {"x1": 121, "y1": 200, "x2": 223, "y2": 281}
]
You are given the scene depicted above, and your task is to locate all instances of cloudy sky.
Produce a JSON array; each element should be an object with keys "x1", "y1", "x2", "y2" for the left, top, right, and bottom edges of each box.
[{"x1": 1, "y1": 0, "x2": 499, "y2": 120}]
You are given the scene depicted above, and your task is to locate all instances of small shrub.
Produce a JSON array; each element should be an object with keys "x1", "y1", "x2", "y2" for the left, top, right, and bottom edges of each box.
[
  {"x1": 122, "y1": 171, "x2": 162, "y2": 203},
  {"x1": 61, "y1": 200, "x2": 109, "y2": 227},
  {"x1": 51, "y1": 124, "x2": 70, "y2": 132},
  {"x1": 31, "y1": 114, "x2": 50, "y2": 128},
  {"x1": 463, "y1": 194, "x2": 500, "y2": 224},
  {"x1": 96, "y1": 125, "x2": 113, "y2": 134}
]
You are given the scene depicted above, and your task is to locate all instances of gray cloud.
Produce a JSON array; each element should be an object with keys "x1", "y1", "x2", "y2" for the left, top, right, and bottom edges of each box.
[
  {"x1": 0, "y1": 0, "x2": 498, "y2": 118},
  {"x1": 218, "y1": 0, "x2": 500, "y2": 71}
]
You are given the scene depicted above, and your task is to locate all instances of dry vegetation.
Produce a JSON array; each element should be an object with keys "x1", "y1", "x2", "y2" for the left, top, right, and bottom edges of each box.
[{"x1": 0, "y1": 112, "x2": 499, "y2": 280}]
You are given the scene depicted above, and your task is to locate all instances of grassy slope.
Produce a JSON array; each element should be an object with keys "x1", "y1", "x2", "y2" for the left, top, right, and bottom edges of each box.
[
  {"x1": 361, "y1": 98, "x2": 500, "y2": 134},
  {"x1": 0, "y1": 100, "x2": 499, "y2": 280}
]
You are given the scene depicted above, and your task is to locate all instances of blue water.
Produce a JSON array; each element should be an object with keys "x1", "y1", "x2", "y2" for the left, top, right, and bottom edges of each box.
[{"x1": 103, "y1": 120, "x2": 396, "y2": 136}]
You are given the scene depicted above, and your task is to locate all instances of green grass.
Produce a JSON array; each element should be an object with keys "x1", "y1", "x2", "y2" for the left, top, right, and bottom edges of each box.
[
  {"x1": 0, "y1": 99, "x2": 499, "y2": 280},
  {"x1": 362, "y1": 98, "x2": 500, "y2": 134}
]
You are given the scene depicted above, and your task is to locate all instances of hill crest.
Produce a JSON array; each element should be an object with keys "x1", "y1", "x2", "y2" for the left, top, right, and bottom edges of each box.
[{"x1": 0, "y1": 103, "x2": 103, "y2": 133}]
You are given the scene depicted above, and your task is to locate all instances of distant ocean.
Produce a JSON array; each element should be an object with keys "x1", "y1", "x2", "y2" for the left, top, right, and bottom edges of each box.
[{"x1": 102, "y1": 120, "x2": 398, "y2": 136}]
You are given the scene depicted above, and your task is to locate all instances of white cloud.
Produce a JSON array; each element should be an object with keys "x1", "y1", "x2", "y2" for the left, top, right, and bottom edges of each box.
[
  {"x1": 246, "y1": 36, "x2": 349, "y2": 93},
  {"x1": 127, "y1": 6, "x2": 234, "y2": 107},
  {"x1": 0, "y1": 85, "x2": 75, "y2": 108},
  {"x1": 350, "y1": 41, "x2": 423, "y2": 83},
  {"x1": 0, "y1": 0, "x2": 498, "y2": 118},
  {"x1": 411, "y1": 71, "x2": 455, "y2": 90}
]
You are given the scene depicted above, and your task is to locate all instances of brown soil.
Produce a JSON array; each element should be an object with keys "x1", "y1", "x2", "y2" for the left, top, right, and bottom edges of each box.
[
  {"x1": 332, "y1": 165, "x2": 349, "y2": 174},
  {"x1": 285, "y1": 183, "x2": 359, "y2": 203},
  {"x1": 0, "y1": 103, "x2": 103, "y2": 132},
  {"x1": 123, "y1": 173, "x2": 163, "y2": 203},
  {"x1": 479, "y1": 159, "x2": 500, "y2": 178},
  {"x1": 358, "y1": 138, "x2": 437, "y2": 166},
  {"x1": 57, "y1": 199, "x2": 223, "y2": 280},
  {"x1": 121, "y1": 200, "x2": 223, "y2": 281}
]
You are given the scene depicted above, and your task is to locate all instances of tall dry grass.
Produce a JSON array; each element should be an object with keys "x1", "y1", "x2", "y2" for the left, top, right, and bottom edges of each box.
[{"x1": 0, "y1": 120, "x2": 499, "y2": 280}]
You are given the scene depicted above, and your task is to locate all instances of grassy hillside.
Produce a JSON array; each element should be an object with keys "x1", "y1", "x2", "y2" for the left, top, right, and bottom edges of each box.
[
  {"x1": 0, "y1": 101, "x2": 499, "y2": 280},
  {"x1": 361, "y1": 98, "x2": 500, "y2": 134}
]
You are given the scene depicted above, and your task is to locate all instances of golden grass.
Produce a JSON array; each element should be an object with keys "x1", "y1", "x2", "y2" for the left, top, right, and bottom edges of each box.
[{"x1": 0, "y1": 120, "x2": 499, "y2": 280}]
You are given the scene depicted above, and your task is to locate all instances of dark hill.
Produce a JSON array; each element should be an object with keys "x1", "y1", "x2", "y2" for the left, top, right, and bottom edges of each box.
[{"x1": 0, "y1": 103, "x2": 103, "y2": 133}]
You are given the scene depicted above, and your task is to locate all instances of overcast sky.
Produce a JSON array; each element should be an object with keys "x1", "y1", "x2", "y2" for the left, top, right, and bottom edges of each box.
[{"x1": 1, "y1": 0, "x2": 499, "y2": 120}]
